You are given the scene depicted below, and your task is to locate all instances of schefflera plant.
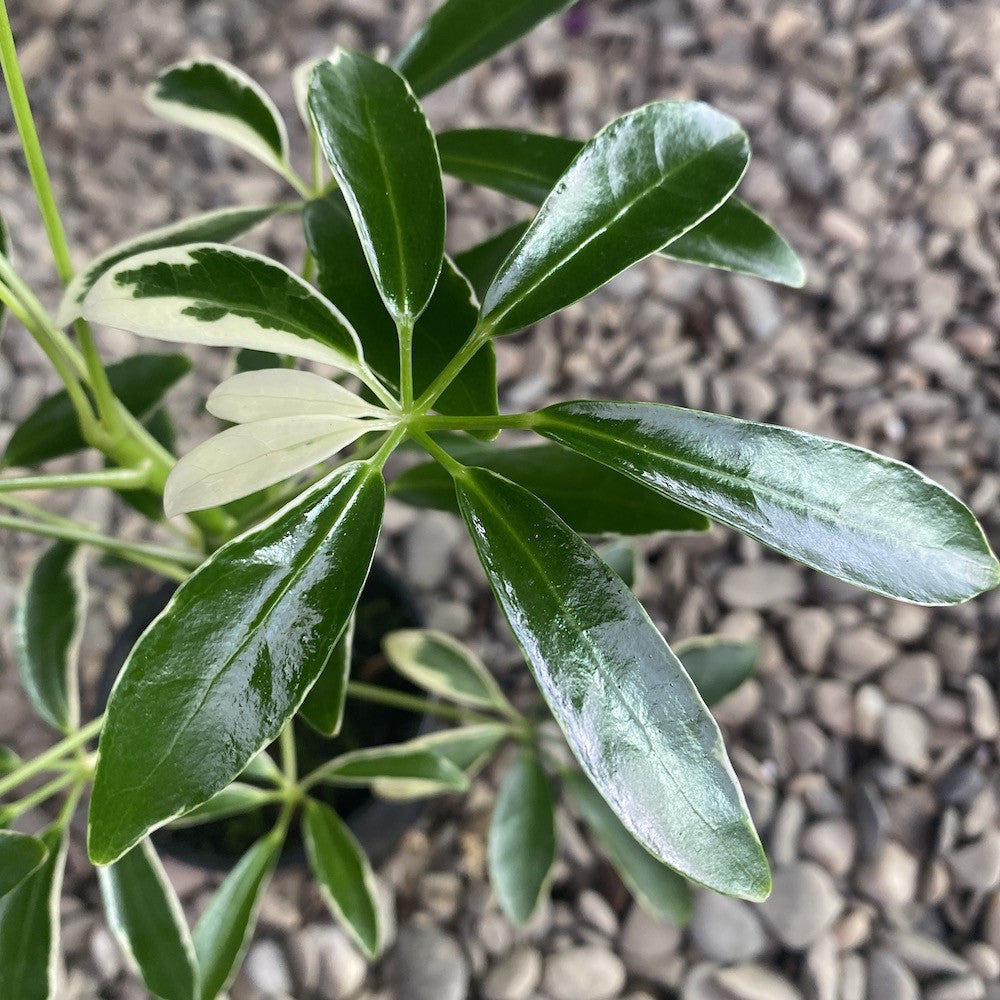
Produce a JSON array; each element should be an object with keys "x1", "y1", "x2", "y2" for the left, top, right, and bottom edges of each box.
[{"x1": 0, "y1": 0, "x2": 996, "y2": 996}]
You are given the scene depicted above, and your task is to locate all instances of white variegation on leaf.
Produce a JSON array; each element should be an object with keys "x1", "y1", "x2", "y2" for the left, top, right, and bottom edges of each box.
[
  {"x1": 146, "y1": 58, "x2": 291, "y2": 179},
  {"x1": 165, "y1": 412, "x2": 392, "y2": 517},
  {"x1": 291, "y1": 55, "x2": 334, "y2": 127},
  {"x1": 80, "y1": 243, "x2": 376, "y2": 378},
  {"x1": 207, "y1": 369, "x2": 387, "y2": 423}
]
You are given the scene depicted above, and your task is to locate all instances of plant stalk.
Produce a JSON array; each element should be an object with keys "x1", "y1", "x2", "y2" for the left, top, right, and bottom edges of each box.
[{"x1": 0, "y1": 716, "x2": 103, "y2": 798}]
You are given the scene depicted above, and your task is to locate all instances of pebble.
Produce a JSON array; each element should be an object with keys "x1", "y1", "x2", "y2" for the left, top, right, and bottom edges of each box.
[
  {"x1": 689, "y1": 891, "x2": 768, "y2": 963},
  {"x1": 784, "y1": 608, "x2": 835, "y2": 672},
  {"x1": 619, "y1": 902, "x2": 683, "y2": 977},
  {"x1": 833, "y1": 627, "x2": 897, "y2": 680},
  {"x1": 732, "y1": 276, "x2": 783, "y2": 340},
  {"x1": 577, "y1": 890, "x2": 618, "y2": 938},
  {"x1": 482, "y1": 947, "x2": 542, "y2": 1000},
  {"x1": 856, "y1": 841, "x2": 919, "y2": 909},
  {"x1": 395, "y1": 920, "x2": 469, "y2": 1000},
  {"x1": 881, "y1": 654, "x2": 940, "y2": 706},
  {"x1": 884, "y1": 930, "x2": 970, "y2": 976},
  {"x1": 718, "y1": 564, "x2": 806, "y2": 609},
  {"x1": 542, "y1": 946, "x2": 626, "y2": 1000},
  {"x1": 947, "y1": 831, "x2": 1000, "y2": 891},
  {"x1": 867, "y1": 949, "x2": 920, "y2": 1000},
  {"x1": 800, "y1": 818, "x2": 856, "y2": 877},
  {"x1": 312, "y1": 926, "x2": 366, "y2": 1000},
  {"x1": 966, "y1": 675, "x2": 1000, "y2": 739},
  {"x1": 925, "y1": 976, "x2": 986, "y2": 1000},
  {"x1": 880, "y1": 704, "x2": 930, "y2": 772},
  {"x1": 713, "y1": 964, "x2": 803, "y2": 1000},
  {"x1": 404, "y1": 514, "x2": 463, "y2": 590},
  {"x1": 758, "y1": 862, "x2": 842, "y2": 950},
  {"x1": 242, "y1": 939, "x2": 294, "y2": 997}
]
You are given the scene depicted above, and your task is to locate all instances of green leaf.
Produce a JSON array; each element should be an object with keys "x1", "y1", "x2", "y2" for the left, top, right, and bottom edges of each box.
[
  {"x1": 675, "y1": 636, "x2": 757, "y2": 708},
  {"x1": 390, "y1": 441, "x2": 709, "y2": 535},
  {"x1": 82, "y1": 243, "x2": 367, "y2": 373},
  {"x1": 238, "y1": 750, "x2": 283, "y2": 787},
  {"x1": 0, "y1": 831, "x2": 48, "y2": 901},
  {"x1": 383, "y1": 629, "x2": 514, "y2": 714},
  {"x1": 479, "y1": 103, "x2": 749, "y2": 337},
  {"x1": 563, "y1": 770, "x2": 692, "y2": 924},
  {"x1": 453, "y1": 221, "x2": 531, "y2": 300},
  {"x1": 235, "y1": 348, "x2": 284, "y2": 373},
  {"x1": 300, "y1": 616, "x2": 353, "y2": 737},
  {"x1": 15, "y1": 542, "x2": 85, "y2": 732},
  {"x1": 2, "y1": 353, "x2": 191, "y2": 469},
  {"x1": 167, "y1": 783, "x2": 275, "y2": 829},
  {"x1": 304, "y1": 193, "x2": 496, "y2": 421},
  {"x1": 312, "y1": 744, "x2": 469, "y2": 797},
  {"x1": 193, "y1": 832, "x2": 281, "y2": 1000},
  {"x1": 98, "y1": 839, "x2": 198, "y2": 1000},
  {"x1": 488, "y1": 750, "x2": 556, "y2": 924},
  {"x1": 0, "y1": 747, "x2": 21, "y2": 776},
  {"x1": 534, "y1": 400, "x2": 1000, "y2": 606},
  {"x1": 438, "y1": 128, "x2": 804, "y2": 287},
  {"x1": 88, "y1": 461, "x2": 385, "y2": 864},
  {"x1": 303, "y1": 799, "x2": 381, "y2": 958},
  {"x1": 146, "y1": 59, "x2": 289, "y2": 175},
  {"x1": 0, "y1": 824, "x2": 67, "y2": 1000},
  {"x1": 454, "y1": 466, "x2": 770, "y2": 899},
  {"x1": 58, "y1": 204, "x2": 290, "y2": 326},
  {"x1": 375, "y1": 723, "x2": 507, "y2": 775},
  {"x1": 394, "y1": 0, "x2": 573, "y2": 97},
  {"x1": 309, "y1": 50, "x2": 445, "y2": 324}
]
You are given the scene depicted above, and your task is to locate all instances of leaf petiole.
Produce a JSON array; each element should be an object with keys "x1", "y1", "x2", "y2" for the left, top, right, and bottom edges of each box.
[{"x1": 0, "y1": 716, "x2": 103, "y2": 799}]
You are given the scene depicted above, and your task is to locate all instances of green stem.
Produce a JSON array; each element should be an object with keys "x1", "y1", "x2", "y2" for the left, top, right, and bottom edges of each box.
[
  {"x1": 0, "y1": 511, "x2": 202, "y2": 567},
  {"x1": 55, "y1": 777, "x2": 85, "y2": 830},
  {"x1": 399, "y1": 316, "x2": 414, "y2": 410},
  {"x1": 1, "y1": 771, "x2": 76, "y2": 821},
  {"x1": 344, "y1": 681, "x2": 495, "y2": 726},
  {"x1": 0, "y1": 716, "x2": 102, "y2": 798},
  {"x1": 412, "y1": 323, "x2": 493, "y2": 415},
  {"x1": 280, "y1": 722, "x2": 297, "y2": 785},
  {"x1": 409, "y1": 429, "x2": 469, "y2": 480},
  {"x1": 369, "y1": 424, "x2": 408, "y2": 469},
  {"x1": 417, "y1": 412, "x2": 535, "y2": 432},
  {"x1": 0, "y1": 464, "x2": 152, "y2": 493}
]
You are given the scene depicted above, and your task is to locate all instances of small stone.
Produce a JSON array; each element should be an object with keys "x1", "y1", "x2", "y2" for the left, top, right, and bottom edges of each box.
[
  {"x1": 834, "y1": 627, "x2": 896, "y2": 681},
  {"x1": 787, "y1": 80, "x2": 839, "y2": 133},
  {"x1": 542, "y1": 946, "x2": 626, "y2": 1000},
  {"x1": 855, "y1": 685, "x2": 886, "y2": 744},
  {"x1": 856, "y1": 841, "x2": 919, "y2": 909},
  {"x1": 800, "y1": 819, "x2": 856, "y2": 878},
  {"x1": 784, "y1": 609, "x2": 835, "y2": 673},
  {"x1": 885, "y1": 930, "x2": 970, "y2": 975},
  {"x1": 418, "y1": 871, "x2": 463, "y2": 921},
  {"x1": 758, "y1": 862, "x2": 842, "y2": 950},
  {"x1": 788, "y1": 718, "x2": 828, "y2": 772},
  {"x1": 395, "y1": 920, "x2": 469, "y2": 1000},
  {"x1": 868, "y1": 949, "x2": 920, "y2": 1000},
  {"x1": 713, "y1": 964, "x2": 803, "y2": 1000},
  {"x1": 964, "y1": 943, "x2": 1000, "y2": 982},
  {"x1": 881, "y1": 655, "x2": 940, "y2": 706},
  {"x1": 689, "y1": 891, "x2": 768, "y2": 963},
  {"x1": 578, "y1": 890, "x2": 618, "y2": 938},
  {"x1": 925, "y1": 976, "x2": 986, "y2": 1000},
  {"x1": 926, "y1": 185, "x2": 979, "y2": 231},
  {"x1": 620, "y1": 902, "x2": 683, "y2": 976},
  {"x1": 404, "y1": 514, "x2": 463, "y2": 590},
  {"x1": 819, "y1": 350, "x2": 881, "y2": 391},
  {"x1": 967, "y1": 675, "x2": 1000, "y2": 740},
  {"x1": 880, "y1": 704, "x2": 930, "y2": 772},
  {"x1": 732, "y1": 276, "x2": 783, "y2": 341},
  {"x1": 947, "y1": 832, "x2": 1000, "y2": 891},
  {"x1": 242, "y1": 939, "x2": 293, "y2": 997},
  {"x1": 718, "y1": 563, "x2": 805, "y2": 610},
  {"x1": 89, "y1": 926, "x2": 124, "y2": 982},
  {"x1": 804, "y1": 936, "x2": 837, "y2": 1000},
  {"x1": 482, "y1": 947, "x2": 542, "y2": 1000},
  {"x1": 813, "y1": 680, "x2": 854, "y2": 737},
  {"x1": 312, "y1": 925, "x2": 366, "y2": 1000}
]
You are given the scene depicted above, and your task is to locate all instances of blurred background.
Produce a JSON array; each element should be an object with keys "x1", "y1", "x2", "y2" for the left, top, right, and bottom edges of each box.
[{"x1": 1, "y1": 1, "x2": 999, "y2": 998}]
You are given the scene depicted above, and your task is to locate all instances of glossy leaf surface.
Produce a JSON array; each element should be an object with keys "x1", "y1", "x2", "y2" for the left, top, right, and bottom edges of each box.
[
  {"x1": 15, "y1": 542, "x2": 85, "y2": 732},
  {"x1": 81, "y1": 244, "x2": 364, "y2": 371},
  {"x1": 438, "y1": 128, "x2": 803, "y2": 286},
  {"x1": 596, "y1": 538, "x2": 637, "y2": 588},
  {"x1": 304, "y1": 194, "x2": 497, "y2": 420},
  {"x1": 675, "y1": 636, "x2": 757, "y2": 707},
  {"x1": 0, "y1": 825, "x2": 66, "y2": 1000},
  {"x1": 390, "y1": 441, "x2": 709, "y2": 535},
  {"x1": 167, "y1": 783, "x2": 275, "y2": 829},
  {"x1": 455, "y1": 467, "x2": 769, "y2": 899},
  {"x1": 300, "y1": 616, "x2": 353, "y2": 737},
  {"x1": 303, "y1": 799, "x2": 381, "y2": 957},
  {"x1": 0, "y1": 831, "x2": 48, "y2": 901},
  {"x1": 480, "y1": 102, "x2": 749, "y2": 336},
  {"x1": 98, "y1": 839, "x2": 198, "y2": 1000},
  {"x1": 453, "y1": 221, "x2": 531, "y2": 300},
  {"x1": 58, "y1": 204, "x2": 287, "y2": 325},
  {"x1": 309, "y1": 51, "x2": 444, "y2": 324},
  {"x1": 535, "y1": 401, "x2": 1000, "y2": 605},
  {"x1": 372, "y1": 724, "x2": 507, "y2": 777},
  {"x1": 313, "y1": 744, "x2": 468, "y2": 795},
  {"x1": 147, "y1": 59, "x2": 289, "y2": 174},
  {"x1": 394, "y1": 0, "x2": 572, "y2": 96},
  {"x1": 488, "y1": 751, "x2": 556, "y2": 924},
  {"x1": 564, "y1": 770, "x2": 692, "y2": 924},
  {"x1": 194, "y1": 833, "x2": 280, "y2": 1000},
  {"x1": 383, "y1": 629, "x2": 513, "y2": 714},
  {"x1": 2, "y1": 353, "x2": 191, "y2": 469},
  {"x1": 89, "y1": 461, "x2": 385, "y2": 864}
]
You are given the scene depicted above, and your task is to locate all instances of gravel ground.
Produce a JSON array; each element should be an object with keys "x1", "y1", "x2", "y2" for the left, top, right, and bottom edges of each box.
[{"x1": 2, "y1": 1, "x2": 1000, "y2": 998}]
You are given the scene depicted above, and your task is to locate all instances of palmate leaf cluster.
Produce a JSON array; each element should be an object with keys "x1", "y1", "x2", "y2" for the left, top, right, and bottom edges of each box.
[{"x1": 1, "y1": 1, "x2": 998, "y2": 997}]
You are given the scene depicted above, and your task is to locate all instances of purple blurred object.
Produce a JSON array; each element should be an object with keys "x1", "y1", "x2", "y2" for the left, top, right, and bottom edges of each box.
[{"x1": 564, "y1": 3, "x2": 589, "y2": 37}]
